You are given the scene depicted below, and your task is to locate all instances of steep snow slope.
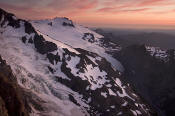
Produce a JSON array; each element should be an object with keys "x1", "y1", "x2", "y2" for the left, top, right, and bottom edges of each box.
[
  {"x1": 0, "y1": 8, "x2": 156, "y2": 116},
  {"x1": 31, "y1": 18, "x2": 124, "y2": 72},
  {"x1": 0, "y1": 22, "x2": 86, "y2": 116}
]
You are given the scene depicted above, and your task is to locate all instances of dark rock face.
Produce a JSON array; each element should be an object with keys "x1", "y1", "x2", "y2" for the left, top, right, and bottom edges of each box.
[
  {"x1": 48, "y1": 66, "x2": 56, "y2": 74},
  {"x1": 28, "y1": 37, "x2": 33, "y2": 44},
  {"x1": 24, "y1": 21, "x2": 36, "y2": 34},
  {"x1": 116, "y1": 45, "x2": 175, "y2": 116},
  {"x1": 62, "y1": 18, "x2": 74, "y2": 27},
  {"x1": 82, "y1": 33, "x2": 95, "y2": 43},
  {"x1": 62, "y1": 20, "x2": 75, "y2": 27},
  {"x1": 47, "y1": 52, "x2": 60, "y2": 65},
  {"x1": 0, "y1": 56, "x2": 29, "y2": 116},
  {"x1": 33, "y1": 34, "x2": 58, "y2": 54},
  {"x1": 0, "y1": 96, "x2": 8, "y2": 116},
  {"x1": 0, "y1": 8, "x2": 35, "y2": 35},
  {"x1": 0, "y1": 8, "x2": 20, "y2": 28},
  {"x1": 48, "y1": 22, "x2": 52, "y2": 26},
  {"x1": 22, "y1": 36, "x2": 27, "y2": 43},
  {"x1": 75, "y1": 48, "x2": 97, "y2": 73}
]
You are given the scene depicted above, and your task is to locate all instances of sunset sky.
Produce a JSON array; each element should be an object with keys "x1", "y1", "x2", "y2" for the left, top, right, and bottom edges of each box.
[{"x1": 1, "y1": 0, "x2": 175, "y2": 29}]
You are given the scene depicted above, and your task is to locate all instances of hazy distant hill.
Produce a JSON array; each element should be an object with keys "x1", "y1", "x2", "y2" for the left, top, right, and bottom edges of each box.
[
  {"x1": 94, "y1": 28, "x2": 175, "y2": 49},
  {"x1": 94, "y1": 27, "x2": 175, "y2": 116}
]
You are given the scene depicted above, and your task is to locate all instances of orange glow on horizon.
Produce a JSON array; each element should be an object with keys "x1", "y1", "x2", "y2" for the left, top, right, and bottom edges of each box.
[{"x1": 0, "y1": 0, "x2": 175, "y2": 29}]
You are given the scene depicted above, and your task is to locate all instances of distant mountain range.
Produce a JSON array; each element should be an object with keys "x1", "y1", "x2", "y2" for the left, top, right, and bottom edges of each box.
[{"x1": 94, "y1": 28, "x2": 175, "y2": 49}]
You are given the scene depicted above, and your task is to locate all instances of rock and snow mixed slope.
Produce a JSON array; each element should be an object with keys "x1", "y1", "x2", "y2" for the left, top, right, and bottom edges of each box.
[
  {"x1": 0, "y1": 8, "x2": 156, "y2": 116},
  {"x1": 146, "y1": 46, "x2": 175, "y2": 62},
  {"x1": 30, "y1": 18, "x2": 124, "y2": 72}
]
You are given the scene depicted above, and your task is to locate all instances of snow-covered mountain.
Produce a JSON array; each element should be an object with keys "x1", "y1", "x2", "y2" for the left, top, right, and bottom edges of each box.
[
  {"x1": 30, "y1": 18, "x2": 123, "y2": 72},
  {"x1": 146, "y1": 46, "x2": 175, "y2": 62},
  {"x1": 0, "y1": 8, "x2": 156, "y2": 116}
]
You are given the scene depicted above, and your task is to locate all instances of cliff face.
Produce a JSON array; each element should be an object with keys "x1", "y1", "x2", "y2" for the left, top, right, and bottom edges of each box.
[
  {"x1": 0, "y1": 56, "x2": 29, "y2": 116},
  {"x1": 115, "y1": 45, "x2": 175, "y2": 116},
  {"x1": 0, "y1": 96, "x2": 8, "y2": 116}
]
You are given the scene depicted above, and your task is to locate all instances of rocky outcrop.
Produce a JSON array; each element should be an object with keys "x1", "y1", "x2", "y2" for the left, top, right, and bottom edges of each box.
[
  {"x1": 33, "y1": 34, "x2": 58, "y2": 54},
  {"x1": 62, "y1": 18, "x2": 75, "y2": 27},
  {"x1": 0, "y1": 96, "x2": 8, "y2": 116},
  {"x1": 82, "y1": 33, "x2": 95, "y2": 43},
  {"x1": 47, "y1": 52, "x2": 61, "y2": 65},
  {"x1": 0, "y1": 8, "x2": 20, "y2": 28},
  {"x1": 0, "y1": 56, "x2": 29, "y2": 116},
  {"x1": 24, "y1": 21, "x2": 36, "y2": 34}
]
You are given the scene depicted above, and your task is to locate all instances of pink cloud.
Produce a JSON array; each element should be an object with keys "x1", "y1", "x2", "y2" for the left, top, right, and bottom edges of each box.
[
  {"x1": 72, "y1": 0, "x2": 98, "y2": 10},
  {"x1": 0, "y1": 0, "x2": 99, "y2": 19},
  {"x1": 122, "y1": 8, "x2": 150, "y2": 12},
  {"x1": 46, "y1": 0, "x2": 98, "y2": 12},
  {"x1": 0, "y1": 2, "x2": 31, "y2": 12},
  {"x1": 0, "y1": 2, "x2": 57, "y2": 19},
  {"x1": 0, "y1": 0, "x2": 175, "y2": 27},
  {"x1": 97, "y1": 7, "x2": 150, "y2": 14},
  {"x1": 138, "y1": 0, "x2": 168, "y2": 6}
]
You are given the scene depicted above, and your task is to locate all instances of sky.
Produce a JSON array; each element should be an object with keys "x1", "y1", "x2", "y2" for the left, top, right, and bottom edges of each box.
[{"x1": 0, "y1": 0, "x2": 175, "y2": 29}]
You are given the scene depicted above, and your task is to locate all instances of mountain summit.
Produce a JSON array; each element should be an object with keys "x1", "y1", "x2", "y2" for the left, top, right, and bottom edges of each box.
[{"x1": 0, "y1": 8, "x2": 156, "y2": 116}]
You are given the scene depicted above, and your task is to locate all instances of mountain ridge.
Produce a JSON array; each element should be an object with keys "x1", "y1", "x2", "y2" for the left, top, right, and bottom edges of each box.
[{"x1": 0, "y1": 8, "x2": 156, "y2": 116}]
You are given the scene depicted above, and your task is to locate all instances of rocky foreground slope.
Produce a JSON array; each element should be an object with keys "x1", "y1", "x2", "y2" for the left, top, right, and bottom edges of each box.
[
  {"x1": 0, "y1": 8, "x2": 156, "y2": 116},
  {"x1": 0, "y1": 56, "x2": 29, "y2": 116}
]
